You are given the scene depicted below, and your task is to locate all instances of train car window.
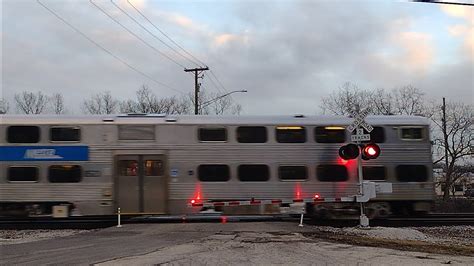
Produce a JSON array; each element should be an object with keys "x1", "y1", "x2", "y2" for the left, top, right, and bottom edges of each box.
[
  {"x1": 198, "y1": 165, "x2": 230, "y2": 182},
  {"x1": 316, "y1": 165, "x2": 348, "y2": 182},
  {"x1": 48, "y1": 165, "x2": 82, "y2": 183},
  {"x1": 362, "y1": 166, "x2": 386, "y2": 180},
  {"x1": 238, "y1": 164, "x2": 269, "y2": 181},
  {"x1": 237, "y1": 126, "x2": 267, "y2": 143},
  {"x1": 144, "y1": 160, "x2": 164, "y2": 176},
  {"x1": 314, "y1": 126, "x2": 345, "y2": 143},
  {"x1": 118, "y1": 160, "x2": 138, "y2": 176},
  {"x1": 7, "y1": 126, "x2": 40, "y2": 143},
  {"x1": 8, "y1": 166, "x2": 39, "y2": 182},
  {"x1": 279, "y1": 166, "x2": 308, "y2": 181},
  {"x1": 400, "y1": 128, "x2": 424, "y2": 140},
  {"x1": 276, "y1": 126, "x2": 306, "y2": 143},
  {"x1": 199, "y1": 128, "x2": 227, "y2": 141},
  {"x1": 118, "y1": 125, "x2": 155, "y2": 140},
  {"x1": 396, "y1": 165, "x2": 428, "y2": 182},
  {"x1": 50, "y1": 127, "x2": 80, "y2": 142},
  {"x1": 362, "y1": 127, "x2": 385, "y2": 143}
]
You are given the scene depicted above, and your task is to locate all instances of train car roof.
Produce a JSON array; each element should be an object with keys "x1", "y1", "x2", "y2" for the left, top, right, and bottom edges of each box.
[{"x1": 0, "y1": 114, "x2": 431, "y2": 126}]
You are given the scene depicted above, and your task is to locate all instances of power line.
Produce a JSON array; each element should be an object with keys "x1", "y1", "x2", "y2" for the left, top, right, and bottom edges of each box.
[
  {"x1": 90, "y1": 0, "x2": 187, "y2": 69},
  {"x1": 124, "y1": 0, "x2": 234, "y2": 103},
  {"x1": 110, "y1": 0, "x2": 201, "y2": 68},
  {"x1": 126, "y1": 0, "x2": 207, "y2": 67},
  {"x1": 412, "y1": 0, "x2": 474, "y2": 6},
  {"x1": 36, "y1": 0, "x2": 183, "y2": 94}
]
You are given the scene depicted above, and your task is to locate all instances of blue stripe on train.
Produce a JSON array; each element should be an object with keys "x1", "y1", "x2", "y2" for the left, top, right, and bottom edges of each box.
[{"x1": 0, "y1": 146, "x2": 89, "y2": 161}]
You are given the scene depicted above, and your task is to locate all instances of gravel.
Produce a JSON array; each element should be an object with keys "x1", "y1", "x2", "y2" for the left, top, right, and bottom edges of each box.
[
  {"x1": 0, "y1": 229, "x2": 92, "y2": 245},
  {"x1": 311, "y1": 225, "x2": 474, "y2": 247}
]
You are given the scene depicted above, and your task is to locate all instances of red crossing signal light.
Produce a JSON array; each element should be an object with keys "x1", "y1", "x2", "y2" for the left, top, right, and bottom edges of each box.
[{"x1": 361, "y1": 143, "x2": 381, "y2": 160}]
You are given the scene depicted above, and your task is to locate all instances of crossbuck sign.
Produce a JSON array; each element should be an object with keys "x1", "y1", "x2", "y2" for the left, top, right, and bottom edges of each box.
[{"x1": 347, "y1": 109, "x2": 373, "y2": 142}]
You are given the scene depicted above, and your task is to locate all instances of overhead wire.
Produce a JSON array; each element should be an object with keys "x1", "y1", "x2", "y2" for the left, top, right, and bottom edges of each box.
[
  {"x1": 110, "y1": 0, "x2": 201, "y2": 68},
  {"x1": 126, "y1": 0, "x2": 207, "y2": 68},
  {"x1": 36, "y1": 0, "x2": 183, "y2": 94},
  {"x1": 124, "y1": 0, "x2": 236, "y2": 102},
  {"x1": 89, "y1": 0, "x2": 188, "y2": 69}
]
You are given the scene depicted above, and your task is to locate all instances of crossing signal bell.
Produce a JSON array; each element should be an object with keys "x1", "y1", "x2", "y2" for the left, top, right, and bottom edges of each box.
[
  {"x1": 361, "y1": 143, "x2": 381, "y2": 160},
  {"x1": 338, "y1": 143, "x2": 359, "y2": 160},
  {"x1": 338, "y1": 143, "x2": 381, "y2": 160}
]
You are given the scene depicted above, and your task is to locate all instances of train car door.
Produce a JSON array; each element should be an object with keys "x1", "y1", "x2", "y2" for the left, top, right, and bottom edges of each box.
[{"x1": 116, "y1": 155, "x2": 167, "y2": 214}]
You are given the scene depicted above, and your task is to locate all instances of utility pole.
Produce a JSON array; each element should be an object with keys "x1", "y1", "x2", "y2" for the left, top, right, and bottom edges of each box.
[
  {"x1": 184, "y1": 67, "x2": 209, "y2": 115},
  {"x1": 442, "y1": 97, "x2": 450, "y2": 199}
]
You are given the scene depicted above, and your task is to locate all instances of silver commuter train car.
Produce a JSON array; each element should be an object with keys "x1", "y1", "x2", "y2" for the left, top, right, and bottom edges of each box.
[{"x1": 0, "y1": 114, "x2": 434, "y2": 218}]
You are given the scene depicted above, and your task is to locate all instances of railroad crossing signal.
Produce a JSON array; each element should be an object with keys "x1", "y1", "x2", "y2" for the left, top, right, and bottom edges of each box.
[{"x1": 346, "y1": 109, "x2": 373, "y2": 133}]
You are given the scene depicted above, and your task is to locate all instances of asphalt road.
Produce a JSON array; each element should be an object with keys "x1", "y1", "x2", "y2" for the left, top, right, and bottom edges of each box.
[{"x1": 1, "y1": 222, "x2": 473, "y2": 265}]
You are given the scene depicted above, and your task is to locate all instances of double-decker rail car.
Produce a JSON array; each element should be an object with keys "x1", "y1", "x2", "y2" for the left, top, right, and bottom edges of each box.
[{"x1": 0, "y1": 114, "x2": 434, "y2": 218}]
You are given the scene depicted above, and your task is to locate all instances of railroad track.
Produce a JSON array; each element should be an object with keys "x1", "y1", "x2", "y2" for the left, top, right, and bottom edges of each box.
[{"x1": 1, "y1": 213, "x2": 473, "y2": 229}]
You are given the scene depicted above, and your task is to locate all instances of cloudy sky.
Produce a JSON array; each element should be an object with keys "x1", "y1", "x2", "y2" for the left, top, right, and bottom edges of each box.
[{"x1": 1, "y1": 0, "x2": 473, "y2": 114}]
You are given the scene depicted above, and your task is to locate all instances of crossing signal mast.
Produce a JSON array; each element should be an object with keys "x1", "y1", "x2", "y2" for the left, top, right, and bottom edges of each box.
[{"x1": 339, "y1": 108, "x2": 383, "y2": 227}]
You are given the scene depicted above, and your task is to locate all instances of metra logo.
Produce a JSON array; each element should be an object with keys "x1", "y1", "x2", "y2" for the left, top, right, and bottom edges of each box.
[{"x1": 24, "y1": 149, "x2": 63, "y2": 159}]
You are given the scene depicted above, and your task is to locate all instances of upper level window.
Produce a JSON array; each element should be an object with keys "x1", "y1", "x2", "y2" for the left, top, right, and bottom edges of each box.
[
  {"x1": 237, "y1": 126, "x2": 267, "y2": 143},
  {"x1": 48, "y1": 165, "x2": 82, "y2": 183},
  {"x1": 400, "y1": 128, "x2": 424, "y2": 140},
  {"x1": 199, "y1": 128, "x2": 227, "y2": 142},
  {"x1": 7, "y1": 126, "x2": 40, "y2": 143},
  {"x1": 238, "y1": 164, "x2": 270, "y2": 181},
  {"x1": 363, "y1": 166, "x2": 386, "y2": 180},
  {"x1": 50, "y1": 127, "x2": 80, "y2": 142},
  {"x1": 315, "y1": 126, "x2": 345, "y2": 143},
  {"x1": 317, "y1": 165, "x2": 348, "y2": 182},
  {"x1": 363, "y1": 127, "x2": 385, "y2": 143},
  {"x1": 396, "y1": 165, "x2": 428, "y2": 182},
  {"x1": 8, "y1": 166, "x2": 39, "y2": 182},
  {"x1": 118, "y1": 125, "x2": 155, "y2": 140},
  {"x1": 198, "y1": 164, "x2": 230, "y2": 182},
  {"x1": 276, "y1": 126, "x2": 306, "y2": 143},
  {"x1": 279, "y1": 166, "x2": 308, "y2": 181}
]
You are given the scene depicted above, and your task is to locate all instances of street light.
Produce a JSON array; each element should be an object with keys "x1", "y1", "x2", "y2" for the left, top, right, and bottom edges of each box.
[{"x1": 198, "y1": 90, "x2": 247, "y2": 114}]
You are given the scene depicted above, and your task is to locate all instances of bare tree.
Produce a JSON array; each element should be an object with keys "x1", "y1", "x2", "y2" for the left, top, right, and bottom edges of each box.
[
  {"x1": 82, "y1": 91, "x2": 118, "y2": 114},
  {"x1": 0, "y1": 98, "x2": 9, "y2": 114},
  {"x1": 119, "y1": 99, "x2": 137, "y2": 113},
  {"x1": 14, "y1": 91, "x2": 49, "y2": 114},
  {"x1": 321, "y1": 82, "x2": 372, "y2": 115},
  {"x1": 392, "y1": 86, "x2": 426, "y2": 115},
  {"x1": 321, "y1": 83, "x2": 428, "y2": 116},
  {"x1": 50, "y1": 93, "x2": 65, "y2": 114},
  {"x1": 431, "y1": 101, "x2": 473, "y2": 199},
  {"x1": 121, "y1": 85, "x2": 192, "y2": 115}
]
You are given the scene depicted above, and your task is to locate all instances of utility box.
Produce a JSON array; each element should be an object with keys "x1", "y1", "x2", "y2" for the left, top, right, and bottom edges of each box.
[{"x1": 52, "y1": 205, "x2": 69, "y2": 218}]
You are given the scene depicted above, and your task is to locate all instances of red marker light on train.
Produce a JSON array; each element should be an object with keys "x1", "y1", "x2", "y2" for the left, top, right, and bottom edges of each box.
[{"x1": 361, "y1": 143, "x2": 381, "y2": 160}]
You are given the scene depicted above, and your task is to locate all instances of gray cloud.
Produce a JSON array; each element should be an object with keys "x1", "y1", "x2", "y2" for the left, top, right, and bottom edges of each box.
[{"x1": 2, "y1": 0, "x2": 472, "y2": 115}]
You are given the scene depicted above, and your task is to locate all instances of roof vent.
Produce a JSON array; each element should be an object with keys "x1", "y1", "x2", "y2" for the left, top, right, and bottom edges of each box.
[
  {"x1": 127, "y1": 113, "x2": 147, "y2": 116},
  {"x1": 294, "y1": 114, "x2": 305, "y2": 118}
]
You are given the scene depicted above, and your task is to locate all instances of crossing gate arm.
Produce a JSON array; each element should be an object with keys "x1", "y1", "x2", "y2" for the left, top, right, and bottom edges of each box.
[{"x1": 187, "y1": 197, "x2": 358, "y2": 208}]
